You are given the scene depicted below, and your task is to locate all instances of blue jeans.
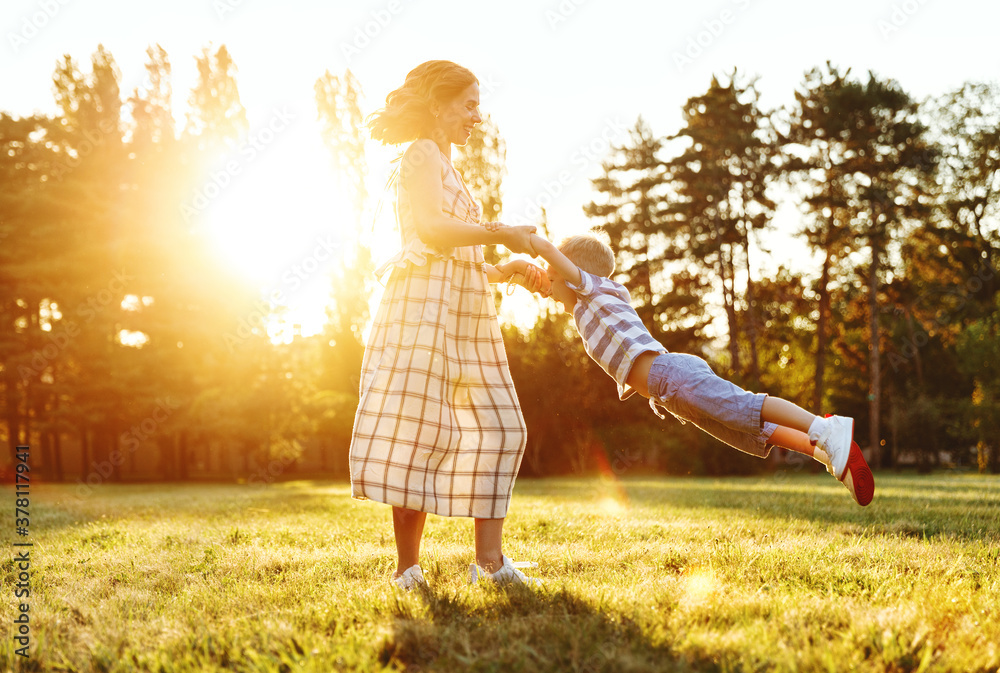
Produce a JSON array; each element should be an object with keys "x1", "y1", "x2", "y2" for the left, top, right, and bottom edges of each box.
[{"x1": 646, "y1": 353, "x2": 775, "y2": 458}]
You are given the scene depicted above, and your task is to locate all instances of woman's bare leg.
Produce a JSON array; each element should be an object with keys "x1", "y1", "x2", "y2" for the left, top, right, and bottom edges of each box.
[
  {"x1": 474, "y1": 518, "x2": 504, "y2": 573},
  {"x1": 392, "y1": 506, "x2": 427, "y2": 577}
]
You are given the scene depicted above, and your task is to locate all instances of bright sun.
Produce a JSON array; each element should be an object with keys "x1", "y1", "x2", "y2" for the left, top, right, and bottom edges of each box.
[
  {"x1": 201, "y1": 117, "x2": 357, "y2": 341},
  {"x1": 197, "y1": 118, "x2": 546, "y2": 345}
]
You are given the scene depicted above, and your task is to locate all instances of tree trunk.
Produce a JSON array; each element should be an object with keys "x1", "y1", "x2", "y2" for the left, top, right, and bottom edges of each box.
[
  {"x1": 41, "y1": 431, "x2": 53, "y2": 480},
  {"x1": 813, "y1": 250, "x2": 832, "y2": 412},
  {"x1": 178, "y1": 430, "x2": 189, "y2": 480},
  {"x1": 24, "y1": 388, "x2": 33, "y2": 453},
  {"x1": 52, "y1": 431, "x2": 64, "y2": 482},
  {"x1": 5, "y1": 360, "x2": 23, "y2": 460},
  {"x1": 110, "y1": 428, "x2": 121, "y2": 482},
  {"x1": 868, "y1": 238, "x2": 882, "y2": 468},
  {"x1": 905, "y1": 311, "x2": 925, "y2": 386},
  {"x1": 744, "y1": 264, "x2": 760, "y2": 386},
  {"x1": 80, "y1": 428, "x2": 90, "y2": 478},
  {"x1": 157, "y1": 434, "x2": 170, "y2": 479},
  {"x1": 641, "y1": 238, "x2": 658, "y2": 342},
  {"x1": 741, "y1": 207, "x2": 759, "y2": 385},
  {"x1": 721, "y1": 248, "x2": 740, "y2": 375}
]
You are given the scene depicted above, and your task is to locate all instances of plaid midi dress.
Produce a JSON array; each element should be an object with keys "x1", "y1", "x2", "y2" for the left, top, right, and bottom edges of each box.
[{"x1": 349, "y1": 142, "x2": 527, "y2": 519}]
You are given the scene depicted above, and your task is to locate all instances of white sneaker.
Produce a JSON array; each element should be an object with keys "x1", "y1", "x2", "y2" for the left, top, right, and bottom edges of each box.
[
  {"x1": 811, "y1": 415, "x2": 853, "y2": 480},
  {"x1": 469, "y1": 555, "x2": 541, "y2": 587},
  {"x1": 811, "y1": 414, "x2": 875, "y2": 506},
  {"x1": 392, "y1": 564, "x2": 426, "y2": 591}
]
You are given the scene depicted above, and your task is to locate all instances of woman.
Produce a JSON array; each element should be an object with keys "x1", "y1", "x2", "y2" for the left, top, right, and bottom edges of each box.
[{"x1": 350, "y1": 60, "x2": 545, "y2": 589}]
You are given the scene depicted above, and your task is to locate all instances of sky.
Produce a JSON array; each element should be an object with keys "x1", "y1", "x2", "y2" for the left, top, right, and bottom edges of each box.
[{"x1": 3, "y1": 0, "x2": 999, "y2": 332}]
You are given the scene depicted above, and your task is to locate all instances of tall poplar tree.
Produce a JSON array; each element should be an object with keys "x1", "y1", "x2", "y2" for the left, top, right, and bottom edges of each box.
[{"x1": 315, "y1": 69, "x2": 373, "y2": 465}]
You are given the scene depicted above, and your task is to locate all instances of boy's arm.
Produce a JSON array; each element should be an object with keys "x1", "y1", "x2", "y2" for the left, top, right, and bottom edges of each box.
[{"x1": 529, "y1": 234, "x2": 582, "y2": 286}]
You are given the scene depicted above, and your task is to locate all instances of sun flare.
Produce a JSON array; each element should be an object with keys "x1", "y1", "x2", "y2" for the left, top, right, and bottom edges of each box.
[{"x1": 201, "y1": 119, "x2": 358, "y2": 339}]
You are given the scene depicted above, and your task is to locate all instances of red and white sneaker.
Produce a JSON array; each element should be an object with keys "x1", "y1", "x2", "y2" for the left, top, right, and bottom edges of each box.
[
  {"x1": 813, "y1": 415, "x2": 874, "y2": 506},
  {"x1": 840, "y1": 440, "x2": 875, "y2": 506}
]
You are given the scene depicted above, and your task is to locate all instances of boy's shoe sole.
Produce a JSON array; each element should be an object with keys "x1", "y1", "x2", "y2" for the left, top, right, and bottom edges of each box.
[
  {"x1": 841, "y1": 440, "x2": 875, "y2": 506},
  {"x1": 822, "y1": 415, "x2": 874, "y2": 506}
]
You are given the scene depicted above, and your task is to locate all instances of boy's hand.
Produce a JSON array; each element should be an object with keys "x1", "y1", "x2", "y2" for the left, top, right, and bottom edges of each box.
[
  {"x1": 519, "y1": 263, "x2": 551, "y2": 296},
  {"x1": 497, "y1": 260, "x2": 551, "y2": 297}
]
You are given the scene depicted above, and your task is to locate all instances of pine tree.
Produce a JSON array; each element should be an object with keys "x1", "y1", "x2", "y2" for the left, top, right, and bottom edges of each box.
[
  {"x1": 831, "y1": 73, "x2": 937, "y2": 466},
  {"x1": 666, "y1": 72, "x2": 778, "y2": 379},
  {"x1": 785, "y1": 63, "x2": 861, "y2": 411},
  {"x1": 584, "y1": 117, "x2": 708, "y2": 350},
  {"x1": 928, "y1": 81, "x2": 999, "y2": 312}
]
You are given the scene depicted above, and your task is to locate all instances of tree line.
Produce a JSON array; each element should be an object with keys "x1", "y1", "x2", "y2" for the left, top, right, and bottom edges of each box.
[
  {"x1": 1, "y1": 46, "x2": 997, "y2": 485},
  {"x1": 580, "y1": 65, "x2": 999, "y2": 473}
]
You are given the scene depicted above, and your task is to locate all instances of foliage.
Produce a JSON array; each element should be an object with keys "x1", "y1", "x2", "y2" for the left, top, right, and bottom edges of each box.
[
  {"x1": 665, "y1": 71, "x2": 780, "y2": 383},
  {"x1": 1, "y1": 44, "x2": 999, "y2": 477},
  {"x1": 585, "y1": 117, "x2": 711, "y2": 352}
]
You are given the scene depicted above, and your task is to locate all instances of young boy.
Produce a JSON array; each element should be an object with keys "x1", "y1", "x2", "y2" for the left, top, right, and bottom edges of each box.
[{"x1": 527, "y1": 233, "x2": 874, "y2": 506}]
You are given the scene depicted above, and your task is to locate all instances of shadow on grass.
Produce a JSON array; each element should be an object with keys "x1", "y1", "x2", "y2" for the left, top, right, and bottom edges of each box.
[
  {"x1": 614, "y1": 474, "x2": 1000, "y2": 542},
  {"x1": 379, "y1": 585, "x2": 679, "y2": 673},
  {"x1": 516, "y1": 474, "x2": 1000, "y2": 543}
]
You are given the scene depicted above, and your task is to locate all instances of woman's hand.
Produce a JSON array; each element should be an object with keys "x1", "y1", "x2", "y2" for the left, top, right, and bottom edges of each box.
[{"x1": 499, "y1": 225, "x2": 538, "y2": 256}]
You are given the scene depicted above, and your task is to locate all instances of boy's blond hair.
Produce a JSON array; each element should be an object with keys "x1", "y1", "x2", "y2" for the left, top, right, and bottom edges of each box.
[{"x1": 558, "y1": 235, "x2": 616, "y2": 278}]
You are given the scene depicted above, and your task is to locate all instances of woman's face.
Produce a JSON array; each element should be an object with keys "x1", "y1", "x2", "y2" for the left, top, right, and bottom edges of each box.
[{"x1": 434, "y1": 83, "x2": 482, "y2": 146}]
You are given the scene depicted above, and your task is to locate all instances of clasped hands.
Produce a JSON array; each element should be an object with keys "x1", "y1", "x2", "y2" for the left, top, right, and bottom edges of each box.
[{"x1": 484, "y1": 221, "x2": 551, "y2": 297}]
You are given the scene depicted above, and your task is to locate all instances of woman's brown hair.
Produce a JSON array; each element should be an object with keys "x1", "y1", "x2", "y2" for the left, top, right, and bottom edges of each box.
[{"x1": 367, "y1": 60, "x2": 479, "y2": 145}]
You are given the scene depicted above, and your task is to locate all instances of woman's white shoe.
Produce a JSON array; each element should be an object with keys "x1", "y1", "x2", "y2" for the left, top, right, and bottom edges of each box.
[
  {"x1": 392, "y1": 564, "x2": 427, "y2": 591},
  {"x1": 469, "y1": 555, "x2": 541, "y2": 587}
]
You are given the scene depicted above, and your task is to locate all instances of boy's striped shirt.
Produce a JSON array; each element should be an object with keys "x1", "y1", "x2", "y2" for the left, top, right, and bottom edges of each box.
[{"x1": 568, "y1": 269, "x2": 666, "y2": 400}]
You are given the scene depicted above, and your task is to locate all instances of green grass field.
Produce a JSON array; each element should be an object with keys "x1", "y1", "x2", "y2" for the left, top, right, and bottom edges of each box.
[{"x1": 2, "y1": 473, "x2": 999, "y2": 672}]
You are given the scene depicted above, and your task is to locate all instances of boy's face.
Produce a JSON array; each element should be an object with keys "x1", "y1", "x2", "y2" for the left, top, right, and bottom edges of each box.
[{"x1": 545, "y1": 265, "x2": 577, "y2": 311}]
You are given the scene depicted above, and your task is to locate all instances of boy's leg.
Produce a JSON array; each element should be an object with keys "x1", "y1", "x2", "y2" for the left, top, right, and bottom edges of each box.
[
  {"x1": 759, "y1": 397, "x2": 867, "y2": 480},
  {"x1": 651, "y1": 353, "x2": 852, "y2": 476},
  {"x1": 768, "y1": 425, "x2": 831, "y2": 466},
  {"x1": 760, "y1": 397, "x2": 817, "y2": 435},
  {"x1": 648, "y1": 353, "x2": 873, "y2": 505},
  {"x1": 648, "y1": 353, "x2": 769, "y2": 446}
]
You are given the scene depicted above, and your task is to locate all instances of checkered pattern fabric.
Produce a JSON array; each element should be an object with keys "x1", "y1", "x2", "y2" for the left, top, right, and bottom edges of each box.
[
  {"x1": 350, "y1": 142, "x2": 527, "y2": 518},
  {"x1": 568, "y1": 268, "x2": 666, "y2": 399}
]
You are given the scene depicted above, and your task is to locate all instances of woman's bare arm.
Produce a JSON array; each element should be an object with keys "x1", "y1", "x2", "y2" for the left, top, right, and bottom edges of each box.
[{"x1": 402, "y1": 140, "x2": 535, "y2": 253}]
